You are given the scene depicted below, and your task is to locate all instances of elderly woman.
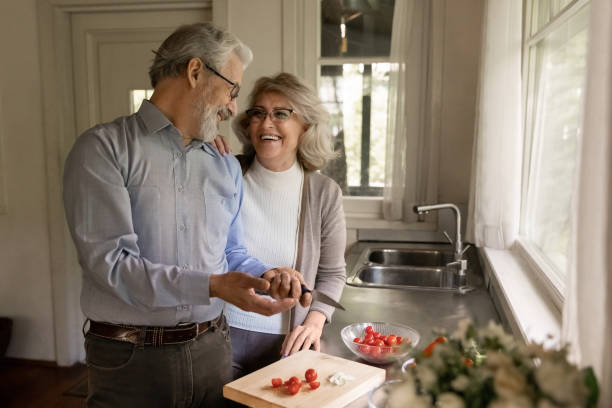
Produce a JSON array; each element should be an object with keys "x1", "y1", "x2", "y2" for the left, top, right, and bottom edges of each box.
[{"x1": 223, "y1": 72, "x2": 346, "y2": 379}]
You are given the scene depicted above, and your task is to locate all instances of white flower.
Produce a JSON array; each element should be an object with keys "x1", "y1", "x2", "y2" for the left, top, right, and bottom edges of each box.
[
  {"x1": 488, "y1": 396, "x2": 532, "y2": 408},
  {"x1": 451, "y1": 375, "x2": 470, "y2": 392},
  {"x1": 451, "y1": 318, "x2": 472, "y2": 341},
  {"x1": 436, "y1": 392, "x2": 465, "y2": 408},
  {"x1": 536, "y1": 399, "x2": 557, "y2": 408},
  {"x1": 416, "y1": 365, "x2": 438, "y2": 391},
  {"x1": 493, "y1": 366, "x2": 526, "y2": 399},
  {"x1": 388, "y1": 377, "x2": 433, "y2": 408},
  {"x1": 535, "y1": 359, "x2": 585, "y2": 405},
  {"x1": 482, "y1": 321, "x2": 516, "y2": 350},
  {"x1": 486, "y1": 350, "x2": 513, "y2": 369}
]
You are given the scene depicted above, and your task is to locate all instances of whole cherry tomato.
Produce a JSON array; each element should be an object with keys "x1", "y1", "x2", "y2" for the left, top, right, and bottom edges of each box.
[
  {"x1": 287, "y1": 383, "x2": 301, "y2": 395},
  {"x1": 309, "y1": 381, "x2": 321, "y2": 390},
  {"x1": 305, "y1": 368, "x2": 317, "y2": 383},
  {"x1": 271, "y1": 378, "x2": 282, "y2": 388},
  {"x1": 386, "y1": 335, "x2": 397, "y2": 346}
]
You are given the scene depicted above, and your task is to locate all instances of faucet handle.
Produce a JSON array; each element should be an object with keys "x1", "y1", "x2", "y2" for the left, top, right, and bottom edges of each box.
[
  {"x1": 442, "y1": 230, "x2": 454, "y2": 245},
  {"x1": 460, "y1": 244, "x2": 472, "y2": 256}
]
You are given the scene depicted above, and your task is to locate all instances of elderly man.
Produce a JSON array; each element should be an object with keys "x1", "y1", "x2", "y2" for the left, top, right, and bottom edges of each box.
[{"x1": 63, "y1": 22, "x2": 310, "y2": 407}]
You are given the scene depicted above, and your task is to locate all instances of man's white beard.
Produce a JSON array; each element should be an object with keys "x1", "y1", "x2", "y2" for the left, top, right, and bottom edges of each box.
[{"x1": 196, "y1": 102, "x2": 219, "y2": 143}]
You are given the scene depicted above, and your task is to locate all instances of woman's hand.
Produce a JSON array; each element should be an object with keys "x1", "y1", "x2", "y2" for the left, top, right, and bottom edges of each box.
[
  {"x1": 209, "y1": 134, "x2": 232, "y2": 155},
  {"x1": 281, "y1": 311, "x2": 326, "y2": 356}
]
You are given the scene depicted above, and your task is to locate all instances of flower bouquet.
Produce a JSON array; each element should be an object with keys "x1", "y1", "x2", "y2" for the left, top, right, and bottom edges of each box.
[{"x1": 383, "y1": 320, "x2": 599, "y2": 408}]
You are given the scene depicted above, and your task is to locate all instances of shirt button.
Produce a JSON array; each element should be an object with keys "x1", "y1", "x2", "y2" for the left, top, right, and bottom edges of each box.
[
  {"x1": 177, "y1": 185, "x2": 184, "y2": 193},
  {"x1": 179, "y1": 224, "x2": 186, "y2": 232},
  {"x1": 182, "y1": 305, "x2": 189, "y2": 311},
  {"x1": 176, "y1": 152, "x2": 183, "y2": 158}
]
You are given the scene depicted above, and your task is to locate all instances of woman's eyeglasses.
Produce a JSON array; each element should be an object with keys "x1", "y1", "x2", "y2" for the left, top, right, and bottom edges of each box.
[{"x1": 245, "y1": 108, "x2": 295, "y2": 123}]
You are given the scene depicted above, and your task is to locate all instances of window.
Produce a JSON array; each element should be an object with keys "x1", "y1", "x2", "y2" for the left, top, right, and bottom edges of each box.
[
  {"x1": 129, "y1": 89, "x2": 153, "y2": 114},
  {"x1": 317, "y1": 0, "x2": 395, "y2": 197},
  {"x1": 521, "y1": 0, "x2": 590, "y2": 295}
]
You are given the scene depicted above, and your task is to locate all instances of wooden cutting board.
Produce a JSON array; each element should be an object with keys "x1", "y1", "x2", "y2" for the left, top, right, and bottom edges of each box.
[{"x1": 223, "y1": 350, "x2": 385, "y2": 408}]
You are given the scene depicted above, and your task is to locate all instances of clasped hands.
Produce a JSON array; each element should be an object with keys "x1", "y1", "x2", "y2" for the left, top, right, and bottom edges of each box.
[{"x1": 209, "y1": 267, "x2": 312, "y2": 316}]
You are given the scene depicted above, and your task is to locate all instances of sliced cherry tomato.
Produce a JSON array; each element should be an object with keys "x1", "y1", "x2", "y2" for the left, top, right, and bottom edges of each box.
[
  {"x1": 370, "y1": 347, "x2": 382, "y2": 359},
  {"x1": 308, "y1": 381, "x2": 320, "y2": 390},
  {"x1": 305, "y1": 368, "x2": 317, "y2": 383},
  {"x1": 365, "y1": 325, "x2": 374, "y2": 334},
  {"x1": 287, "y1": 383, "x2": 301, "y2": 395},
  {"x1": 396, "y1": 336, "x2": 403, "y2": 344},
  {"x1": 271, "y1": 378, "x2": 283, "y2": 388},
  {"x1": 372, "y1": 331, "x2": 381, "y2": 339},
  {"x1": 288, "y1": 376, "x2": 301, "y2": 385},
  {"x1": 374, "y1": 339, "x2": 385, "y2": 347},
  {"x1": 423, "y1": 336, "x2": 447, "y2": 357},
  {"x1": 379, "y1": 335, "x2": 387, "y2": 343},
  {"x1": 353, "y1": 337, "x2": 362, "y2": 343}
]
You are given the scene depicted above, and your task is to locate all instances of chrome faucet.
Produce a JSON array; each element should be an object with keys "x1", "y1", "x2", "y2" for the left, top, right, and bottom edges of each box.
[{"x1": 413, "y1": 203, "x2": 469, "y2": 267}]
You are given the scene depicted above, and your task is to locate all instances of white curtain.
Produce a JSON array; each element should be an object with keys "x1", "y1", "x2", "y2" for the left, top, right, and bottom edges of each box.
[
  {"x1": 562, "y1": 1, "x2": 612, "y2": 405},
  {"x1": 383, "y1": 0, "x2": 430, "y2": 222},
  {"x1": 465, "y1": 0, "x2": 522, "y2": 249}
]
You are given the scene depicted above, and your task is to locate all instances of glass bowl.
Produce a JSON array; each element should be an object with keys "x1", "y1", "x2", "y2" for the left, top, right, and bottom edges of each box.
[{"x1": 341, "y1": 322, "x2": 420, "y2": 364}]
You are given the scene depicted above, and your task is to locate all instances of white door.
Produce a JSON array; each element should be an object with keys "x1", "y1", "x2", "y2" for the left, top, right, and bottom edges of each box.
[
  {"x1": 72, "y1": 8, "x2": 210, "y2": 132},
  {"x1": 66, "y1": 7, "x2": 210, "y2": 362}
]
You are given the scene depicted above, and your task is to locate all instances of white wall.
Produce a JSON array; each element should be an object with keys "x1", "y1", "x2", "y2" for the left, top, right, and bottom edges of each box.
[
  {"x1": 0, "y1": 0, "x2": 56, "y2": 361},
  {"x1": 0, "y1": 0, "x2": 484, "y2": 362}
]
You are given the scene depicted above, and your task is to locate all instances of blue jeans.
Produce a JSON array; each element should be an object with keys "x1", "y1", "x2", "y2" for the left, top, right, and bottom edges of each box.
[{"x1": 85, "y1": 316, "x2": 232, "y2": 408}]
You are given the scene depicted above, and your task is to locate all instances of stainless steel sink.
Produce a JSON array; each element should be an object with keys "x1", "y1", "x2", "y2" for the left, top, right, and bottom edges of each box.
[
  {"x1": 367, "y1": 248, "x2": 454, "y2": 267},
  {"x1": 356, "y1": 265, "x2": 455, "y2": 288},
  {"x1": 346, "y1": 244, "x2": 472, "y2": 292}
]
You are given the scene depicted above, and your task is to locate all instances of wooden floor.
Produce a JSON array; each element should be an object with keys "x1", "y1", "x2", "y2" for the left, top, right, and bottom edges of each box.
[{"x1": 0, "y1": 358, "x2": 87, "y2": 408}]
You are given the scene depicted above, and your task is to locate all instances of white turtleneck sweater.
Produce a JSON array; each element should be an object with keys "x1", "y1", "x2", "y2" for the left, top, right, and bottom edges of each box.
[{"x1": 224, "y1": 157, "x2": 304, "y2": 334}]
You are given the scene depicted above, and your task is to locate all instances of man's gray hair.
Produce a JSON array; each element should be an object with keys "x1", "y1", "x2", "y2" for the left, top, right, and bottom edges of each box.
[
  {"x1": 149, "y1": 22, "x2": 253, "y2": 88},
  {"x1": 232, "y1": 73, "x2": 338, "y2": 171}
]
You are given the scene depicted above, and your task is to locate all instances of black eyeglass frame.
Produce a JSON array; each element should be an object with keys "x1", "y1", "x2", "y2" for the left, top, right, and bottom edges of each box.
[
  {"x1": 204, "y1": 63, "x2": 240, "y2": 100},
  {"x1": 245, "y1": 108, "x2": 296, "y2": 122}
]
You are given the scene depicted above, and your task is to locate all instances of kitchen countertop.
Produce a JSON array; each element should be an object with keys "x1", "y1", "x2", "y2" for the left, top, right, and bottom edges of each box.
[{"x1": 318, "y1": 241, "x2": 501, "y2": 407}]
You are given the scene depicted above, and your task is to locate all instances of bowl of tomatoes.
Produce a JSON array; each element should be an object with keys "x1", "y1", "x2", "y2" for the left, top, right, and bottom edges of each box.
[{"x1": 341, "y1": 322, "x2": 420, "y2": 364}]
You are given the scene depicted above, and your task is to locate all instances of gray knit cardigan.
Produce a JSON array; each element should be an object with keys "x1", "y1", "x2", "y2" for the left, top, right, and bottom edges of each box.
[{"x1": 238, "y1": 155, "x2": 347, "y2": 329}]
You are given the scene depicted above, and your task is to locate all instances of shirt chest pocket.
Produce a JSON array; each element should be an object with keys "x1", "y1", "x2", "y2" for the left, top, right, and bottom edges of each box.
[{"x1": 203, "y1": 193, "x2": 236, "y2": 254}]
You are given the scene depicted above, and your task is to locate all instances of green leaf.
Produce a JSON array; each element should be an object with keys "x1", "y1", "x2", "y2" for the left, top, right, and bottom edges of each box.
[{"x1": 583, "y1": 367, "x2": 599, "y2": 408}]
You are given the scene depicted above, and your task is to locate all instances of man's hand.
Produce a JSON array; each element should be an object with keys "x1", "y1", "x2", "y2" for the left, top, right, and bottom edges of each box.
[
  {"x1": 209, "y1": 272, "x2": 296, "y2": 316},
  {"x1": 262, "y1": 267, "x2": 312, "y2": 308},
  {"x1": 208, "y1": 134, "x2": 231, "y2": 155}
]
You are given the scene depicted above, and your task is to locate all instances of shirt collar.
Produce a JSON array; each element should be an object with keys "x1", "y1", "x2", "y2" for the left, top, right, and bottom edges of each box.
[{"x1": 137, "y1": 99, "x2": 173, "y2": 135}]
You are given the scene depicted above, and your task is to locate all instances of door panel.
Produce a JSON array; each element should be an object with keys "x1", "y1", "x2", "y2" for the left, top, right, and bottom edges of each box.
[{"x1": 72, "y1": 9, "x2": 210, "y2": 132}]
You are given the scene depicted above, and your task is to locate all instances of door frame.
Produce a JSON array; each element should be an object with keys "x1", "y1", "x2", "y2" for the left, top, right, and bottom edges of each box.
[{"x1": 37, "y1": 0, "x2": 216, "y2": 366}]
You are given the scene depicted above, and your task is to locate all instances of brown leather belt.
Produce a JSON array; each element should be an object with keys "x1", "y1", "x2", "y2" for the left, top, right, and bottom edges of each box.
[{"x1": 87, "y1": 315, "x2": 221, "y2": 346}]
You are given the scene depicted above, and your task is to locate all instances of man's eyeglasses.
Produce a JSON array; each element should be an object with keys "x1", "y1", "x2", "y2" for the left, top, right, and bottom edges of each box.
[
  {"x1": 245, "y1": 108, "x2": 295, "y2": 123},
  {"x1": 205, "y1": 63, "x2": 240, "y2": 100}
]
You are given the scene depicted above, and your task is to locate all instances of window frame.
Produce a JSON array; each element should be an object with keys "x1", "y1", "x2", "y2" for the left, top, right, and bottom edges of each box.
[
  {"x1": 518, "y1": 0, "x2": 591, "y2": 310},
  {"x1": 304, "y1": 1, "x2": 390, "y2": 223}
]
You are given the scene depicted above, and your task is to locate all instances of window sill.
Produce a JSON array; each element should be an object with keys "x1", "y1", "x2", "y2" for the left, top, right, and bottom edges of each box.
[{"x1": 480, "y1": 246, "x2": 561, "y2": 345}]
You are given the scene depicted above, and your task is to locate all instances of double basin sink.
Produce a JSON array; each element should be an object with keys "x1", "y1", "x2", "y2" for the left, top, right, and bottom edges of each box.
[{"x1": 346, "y1": 243, "x2": 474, "y2": 292}]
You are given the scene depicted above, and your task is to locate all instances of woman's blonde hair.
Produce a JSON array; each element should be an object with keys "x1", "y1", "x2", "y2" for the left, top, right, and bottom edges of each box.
[{"x1": 232, "y1": 72, "x2": 337, "y2": 171}]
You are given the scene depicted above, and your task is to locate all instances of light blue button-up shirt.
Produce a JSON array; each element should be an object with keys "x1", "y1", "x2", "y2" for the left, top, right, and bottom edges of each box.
[{"x1": 63, "y1": 100, "x2": 270, "y2": 326}]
